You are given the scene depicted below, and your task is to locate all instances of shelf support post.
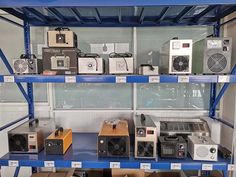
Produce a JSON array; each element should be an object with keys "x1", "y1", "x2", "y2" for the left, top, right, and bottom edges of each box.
[
  {"x1": 13, "y1": 167, "x2": 20, "y2": 177},
  {"x1": 24, "y1": 21, "x2": 34, "y2": 119}
]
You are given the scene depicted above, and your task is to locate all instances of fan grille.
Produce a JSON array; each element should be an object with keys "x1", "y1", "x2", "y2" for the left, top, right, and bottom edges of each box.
[
  {"x1": 14, "y1": 59, "x2": 28, "y2": 73},
  {"x1": 9, "y1": 134, "x2": 28, "y2": 152},
  {"x1": 107, "y1": 137, "x2": 127, "y2": 156},
  {"x1": 172, "y1": 56, "x2": 189, "y2": 72},
  {"x1": 207, "y1": 53, "x2": 227, "y2": 73},
  {"x1": 137, "y1": 141, "x2": 154, "y2": 157}
]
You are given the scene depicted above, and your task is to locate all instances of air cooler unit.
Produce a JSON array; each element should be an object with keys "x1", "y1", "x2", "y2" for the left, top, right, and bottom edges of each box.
[
  {"x1": 159, "y1": 39, "x2": 192, "y2": 74},
  {"x1": 192, "y1": 37, "x2": 232, "y2": 74}
]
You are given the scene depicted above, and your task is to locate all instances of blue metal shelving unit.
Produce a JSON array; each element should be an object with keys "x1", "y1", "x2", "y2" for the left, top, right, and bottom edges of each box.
[{"x1": 0, "y1": 1, "x2": 236, "y2": 177}]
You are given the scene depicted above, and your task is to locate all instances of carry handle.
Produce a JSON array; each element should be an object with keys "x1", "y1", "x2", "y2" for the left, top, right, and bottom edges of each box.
[
  {"x1": 55, "y1": 127, "x2": 64, "y2": 136},
  {"x1": 20, "y1": 54, "x2": 36, "y2": 60},
  {"x1": 29, "y1": 118, "x2": 39, "y2": 127},
  {"x1": 164, "y1": 136, "x2": 179, "y2": 141},
  {"x1": 55, "y1": 27, "x2": 70, "y2": 31},
  {"x1": 141, "y1": 114, "x2": 146, "y2": 122},
  {"x1": 140, "y1": 64, "x2": 155, "y2": 71}
]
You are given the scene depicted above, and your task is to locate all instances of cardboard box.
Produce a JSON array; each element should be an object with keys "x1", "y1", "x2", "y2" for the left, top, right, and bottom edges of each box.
[
  {"x1": 31, "y1": 169, "x2": 74, "y2": 177},
  {"x1": 112, "y1": 169, "x2": 145, "y2": 177}
]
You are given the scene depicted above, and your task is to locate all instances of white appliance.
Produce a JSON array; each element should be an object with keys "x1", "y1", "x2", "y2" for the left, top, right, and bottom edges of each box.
[
  {"x1": 192, "y1": 37, "x2": 232, "y2": 74},
  {"x1": 134, "y1": 114, "x2": 157, "y2": 159},
  {"x1": 188, "y1": 136, "x2": 218, "y2": 161},
  {"x1": 78, "y1": 56, "x2": 104, "y2": 74},
  {"x1": 109, "y1": 53, "x2": 134, "y2": 74},
  {"x1": 47, "y1": 28, "x2": 77, "y2": 48},
  {"x1": 139, "y1": 64, "x2": 159, "y2": 75},
  {"x1": 160, "y1": 39, "x2": 192, "y2": 74}
]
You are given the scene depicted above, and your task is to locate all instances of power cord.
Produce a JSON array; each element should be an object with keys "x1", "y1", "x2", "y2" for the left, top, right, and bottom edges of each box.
[
  {"x1": 79, "y1": 52, "x2": 100, "y2": 71},
  {"x1": 109, "y1": 52, "x2": 132, "y2": 71}
]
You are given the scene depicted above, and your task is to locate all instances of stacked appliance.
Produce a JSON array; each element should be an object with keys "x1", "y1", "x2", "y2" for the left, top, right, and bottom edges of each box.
[{"x1": 43, "y1": 27, "x2": 79, "y2": 75}]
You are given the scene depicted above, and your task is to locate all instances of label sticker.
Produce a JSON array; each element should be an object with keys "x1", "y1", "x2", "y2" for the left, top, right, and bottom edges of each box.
[
  {"x1": 228, "y1": 164, "x2": 236, "y2": 171},
  {"x1": 44, "y1": 161, "x2": 55, "y2": 167},
  {"x1": 149, "y1": 76, "x2": 160, "y2": 83},
  {"x1": 140, "y1": 163, "x2": 151, "y2": 170},
  {"x1": 110, "y1": 162, "x2": 120, "y2": 169},
  {"x1": 71, "y1": 161, "x2": 82, "y2": 168},
  {"x1": 8, "y1": 160, "x2": 19, "y2": 167},
  {"x1": 218, "y1": 75, "x2": 230, "y2": 83},
  {"x1": 178, "y1": 76, "x2": 189, "y2": 83},
  {"x1": 4, "y1": 76, "x2": 15, "y2": 83},
  {"x1": 202, "y1": 164, "x2": 213, "y2": 171},
  {"x1": 171, "y1": 163, "x2": 181, "y2": 170},
  {"x1": 116, "y1": 76, "x2": 126, "y2": 83},
  {"x1": 65, "y1": 76, "x2": 76, "y2": 83}
]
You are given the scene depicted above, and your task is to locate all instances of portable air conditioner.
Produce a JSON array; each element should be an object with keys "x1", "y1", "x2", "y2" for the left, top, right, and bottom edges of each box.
[
  {"x1": 192, "y1": 37, "x2": 232, "y2": 74},
  {"x1": 159, "y1": 39, "x2": 192, "y2": 74}
]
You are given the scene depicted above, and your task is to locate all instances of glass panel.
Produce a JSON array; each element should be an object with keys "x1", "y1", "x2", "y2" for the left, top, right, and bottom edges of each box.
[
  {"x1": 137, "y1": 83, "x2": 210, "y2": 109},
  {"x1": 54, "y1": 83, "x2": 132, "y2": 109}
]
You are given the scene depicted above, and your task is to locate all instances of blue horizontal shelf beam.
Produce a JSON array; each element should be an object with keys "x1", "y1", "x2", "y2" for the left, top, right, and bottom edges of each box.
[
  {"x1": 156, "y1": 7, "x2": 169, "y2": 23},
  {"x1": 94, "y1": 8, "x2": 102, "y2": 24},
  {"x1": 0, "y1": 133, "x2": 231, "y2": 169},
  {"x1": 46, "y1": 8, "x2": 65, "y2": 23},
  {"x1": 193, "y1": 5, "x2": 218, "y2": 22},
  {"x1": 22, "y1": 7, "x2": 48, "y2": 23},
  {"x1": 1, "y1": 8, "x2": 26, "y2": 20},
  {"x1": 175, "y1": 6, "x2": 195, "y2": 23},
  {"x1": 0, "y1": 0, "x2": 235, "y2": 7},
  {"x1": 0, "y1": 75, "x2": 236, "y2": 83},
  {"x1": 70, "y1": 8, "x2": 83, "y2": 23},
  {"x1": 0, "y1": 115, "x2": 29, "y2": 131}
]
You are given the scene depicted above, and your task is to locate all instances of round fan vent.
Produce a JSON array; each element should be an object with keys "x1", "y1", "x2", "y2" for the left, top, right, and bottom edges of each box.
[
  {"x1": 9, "y1": 134, "x2": 28, "y2": 152},
  {"x1": 107, "y1": 137, "x2": 127, "y2": 156},
  {"x1": 207, "y1": 53, "x2": 227, "y2": 73},
  {"x1": 14, "y1": 60, "x2": 28, "y2": 73},
  {"x1": 172, "y1": 56, "x2": 189, "y2": 72},
  {"x1": 137, "y1": 141, "x2": 154, "y2": 157},
  {"x1": 196, "y1": 146, "x2": 209, "y2": 157}
]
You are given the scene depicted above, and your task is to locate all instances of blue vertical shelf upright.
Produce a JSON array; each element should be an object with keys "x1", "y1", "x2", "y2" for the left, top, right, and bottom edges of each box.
[{"x1": 0, "y1": 1, "x2": 236, "y2": 177}]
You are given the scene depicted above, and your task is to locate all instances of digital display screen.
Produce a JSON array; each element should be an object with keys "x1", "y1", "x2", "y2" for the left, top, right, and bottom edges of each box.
[
  {"x1": 163, "y1": 147, "x2": 174, "y2": 155},
  {"x1": 182, "y1": 43, "x2": 190, "y2": 48}
]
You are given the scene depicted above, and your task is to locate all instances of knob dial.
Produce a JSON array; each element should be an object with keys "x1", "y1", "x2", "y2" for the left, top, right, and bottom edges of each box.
[{"x1": 210, "y1": 147, "x2": 216, "y2": 153}]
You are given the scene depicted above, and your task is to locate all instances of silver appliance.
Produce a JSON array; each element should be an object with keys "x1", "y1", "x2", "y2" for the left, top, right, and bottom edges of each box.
[
  {"x1": 160, "y1": 118, "x2": 210, "y2": 139},
  {"x1": 139, "y1": 64, "x2": 159, "y2": 75},
  {"x1": 134, "y1": 114, "x2": 157, "y2": 159},
  {"x1": 51, "y1": 55, "x2": 70, "y2": 70},
  {"x1": 8, "y1": 118, "x2": 55, "y2": 153},
  {"x1": 159, "y1": 39, "x2": 192, "y2": 74},
  {"x1": 13, "y1": 54, "x2": 43, "y2": 74},
  {"x1": 78, "y1": 53, "x2": 104, "y2": 74},
  {"x1": 188, "y1": 136, "x2": 218, "y2": 161},
  {"x1": 47, "y1": 27, "x2": 77, "y2": 48},
  {"x1": 192, "y1": 37, "x2": 232, "y2": 74},
  {"x1": 109, "y1": 53, "x2": 134, "y2": 74}
]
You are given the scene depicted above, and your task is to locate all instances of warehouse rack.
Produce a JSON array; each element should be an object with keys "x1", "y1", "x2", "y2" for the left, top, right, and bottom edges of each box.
[{"x1": 0, "y1": 1, "x2": 236, "y2": 177}]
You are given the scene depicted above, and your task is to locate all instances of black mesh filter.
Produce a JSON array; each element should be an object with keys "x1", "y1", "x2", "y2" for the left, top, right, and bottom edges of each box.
[
  {"x1": 137, "y1": 141, "x2": 154, "y2": 157},
  {"x1": 172, "y1": 56, "x2": 189, "y2": 71},
  {"x1": 107, "y1": 137, "x2": 127, "y2": 156},
  {"x1": 14, "y1": 60, "x2": 28, "y2": 73},
  {"x1": 9, "y1": 134, "x2": 28, "y2": 152},
  {"x1": 207, "y1": 53, "x2": 227, "y2": 73}
]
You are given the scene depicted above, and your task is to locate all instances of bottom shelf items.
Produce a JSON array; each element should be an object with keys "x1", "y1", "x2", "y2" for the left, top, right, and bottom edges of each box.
[{"x1": 0, "y1": 133, "x2": 231, "y2": 170}]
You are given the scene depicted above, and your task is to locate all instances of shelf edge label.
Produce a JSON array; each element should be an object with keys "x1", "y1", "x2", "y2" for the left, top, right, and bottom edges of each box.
[
  {"x1": 228, "y1": 164, "x2": 236, "y2": 171},
  {"x1": 4, "y1": 76, "x2": 15, "y2": 83},
  {"x1": 178, "y1": 76, "x2": 189, "y2": 83},
  {"x1": 170, "y1": 163, "x2": 181, "y2": 170},
  {"x1": 140, "y1": 163, "x2": 151, "y2": 170},
  {"x1": 44, "y1": 161, "x2": 55, "y2": 167},
  {"x1": 8, "y1": 160, "x2": 19, "y2": 167},
  {"x1": 110, "y1": 162, "x2": 120, "y2": 169},
  {"x1": 149, "y1": 76, "x2": 160, "y2": 83},
  {"x1": 71, "y1": 161, "x2": 82, "y2": 168},
  {"x1": 218, "y1": 75, "x2": 230, "y2": 83},
  {"x1": 202, "y1": 164, "x2": 213, "y2": 171},
  {"x1": 116, "y1": 76, "x2": 126, "y2": 83},
  {"x1": 65, "y1": 76, "x2": 76, "y2": 83}
]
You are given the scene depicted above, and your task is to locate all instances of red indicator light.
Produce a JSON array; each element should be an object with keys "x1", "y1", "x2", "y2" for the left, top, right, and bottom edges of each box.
[
  {"x1": 147, "y1": 130, "x2": 154, "y2": 134},
  {"x1": 182, "y1": 43, "x2": 190, "y2": 48}
]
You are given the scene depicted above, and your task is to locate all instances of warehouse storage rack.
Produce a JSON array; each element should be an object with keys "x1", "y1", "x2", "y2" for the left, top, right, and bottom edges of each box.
[{"x1": 0, "y1": 0, "x2": 236, "y2": 177}]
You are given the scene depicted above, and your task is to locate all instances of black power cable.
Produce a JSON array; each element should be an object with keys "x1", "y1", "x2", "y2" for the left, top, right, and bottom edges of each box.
[{"x1": 109, "y1": 52, "x2": 132, "y2": 71}]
